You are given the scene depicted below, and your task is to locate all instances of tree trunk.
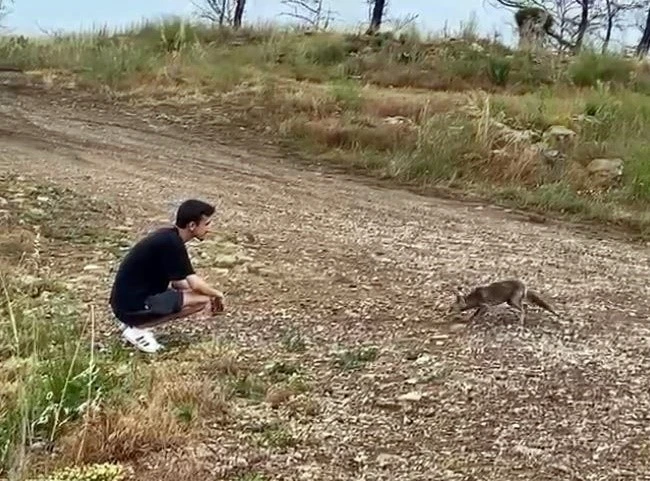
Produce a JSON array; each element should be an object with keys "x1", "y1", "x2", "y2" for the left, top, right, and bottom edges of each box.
[
  {"x1": 366, "y1": 0, "x2": 386, "y2": 34},
  {"x1": 572, "y1": 0, "x2": 590, "y2": 53},
  {"x1": 601, "y1": 0, "x2": 613, "y2": 54},
  {"x1": 233, "y1": 0, "x2": 246, "y2": 28},
  {"x1": 637, "y1": 6, "x2": 650, "y2": 57}
]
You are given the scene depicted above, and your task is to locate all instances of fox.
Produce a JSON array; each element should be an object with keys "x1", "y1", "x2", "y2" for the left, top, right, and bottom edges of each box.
[{"x1": 451, "y1": 279, "x2": 559, "y2": 326}]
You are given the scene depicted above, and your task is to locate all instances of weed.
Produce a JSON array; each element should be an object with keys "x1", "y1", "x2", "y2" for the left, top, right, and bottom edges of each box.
[
  {"x1": 264, "y1": 361, "x2": 301, "y2": 381},
  {"x1": 256, "y1": 422, "x2": 297, "y2": 449},
  {"x1": 237, "y1": 474, "x2": 267, "y2": 481},
  {"x1": 280, "y1": 328, "x2": 306, "y2": 353},
  {"x1": 334, "y1": 346, "x2": 379, "y2": 370},
  {"x1": 228, "y1": 374, "x2": 268, "y2": 402},
  {"x1": 329, "y1": 78, "x2": 362, "y2": 110},
  {"x1": 487, "y1": 56, "x2": 511, "y2": 86}
]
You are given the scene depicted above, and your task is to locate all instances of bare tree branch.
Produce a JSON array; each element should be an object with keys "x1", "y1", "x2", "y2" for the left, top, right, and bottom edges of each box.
[
  {"x1": 192, "y1": 0, "x2": 233, "y2": 26},
  {"x1": 637, "y1": 4, "x2": 650, "y2": 56},
  {"x1": 280, "y1": 0, "x2": 337, "y2": 30},
  {"x1": 0, "y1": 0, "x2": 13, "y2": 28}
]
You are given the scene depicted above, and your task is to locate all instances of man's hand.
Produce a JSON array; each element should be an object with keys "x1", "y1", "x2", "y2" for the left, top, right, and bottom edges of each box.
[{"x1": 210, "y1": 291, "x2": 225, "y2": 314}]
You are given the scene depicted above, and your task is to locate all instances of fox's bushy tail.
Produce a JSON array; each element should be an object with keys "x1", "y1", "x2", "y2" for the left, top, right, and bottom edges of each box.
[{"x1": 526, "y1": 290, "x2": 558, "y2": 316}]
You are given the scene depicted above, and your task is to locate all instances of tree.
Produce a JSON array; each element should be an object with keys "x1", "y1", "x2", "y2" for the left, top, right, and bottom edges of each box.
[
  {"x1": 193, "y1": 0, "x2": 247, "y2": 28},
  {"x1": 514, "y1": 6, "x2": 555, "y2": 50},
  {"x1": 233, "y1": 0, "x2": 246, "y2": 28},
  {"x1": 280, "y1": 0, "x2": 337, "y2": 30},
  {"x1": 491, "y1": 0, "x2": 648, "y2": 53},
  {"x1": 366, "y1": 0, "x2": 388, "y2": 34},
  {"x1": 596, "y1": 0, "x2": 645, "y2": 53},
  {"x1": 0, "y1": 0, "x2": 12, "y2": 28},
  {"x1": 636, "y1": 4, "x2": 650, "y2": 56},
  {"x1": 489, "y1": 0, "x2": 595, "y2": 52}
]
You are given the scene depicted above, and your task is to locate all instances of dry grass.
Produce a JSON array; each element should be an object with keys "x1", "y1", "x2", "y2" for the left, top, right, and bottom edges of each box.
[
  {"x1": 60, "y1": 364, "x2": 230, "y2": 464},
  {"x1": 5, "y1": 20, "x2": 650, "y2": 227},
  {"x1": 0, "y1": 176, "x2": 242, "y2": 479}
]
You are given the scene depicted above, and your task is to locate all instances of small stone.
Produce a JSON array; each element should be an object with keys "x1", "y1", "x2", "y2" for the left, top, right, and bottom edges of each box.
[
  {"x1": 246, "y1": 262, "x2": 265, "y2": 274},
  {"x1": 376, "y1": 453, "x2": 403, "y2": 468},
  {"x1": 27, "y1": 207, "x2": 45, "y2": 218},
  {"x1": 414, "y1": 354, "x2": 432, "y2": 365},
  {"x1": 397, "y1": 391, "x2": 423, "y2": 402},
  {"x1": 83, "y1": 264, "x2": 102, "y2": 271}
]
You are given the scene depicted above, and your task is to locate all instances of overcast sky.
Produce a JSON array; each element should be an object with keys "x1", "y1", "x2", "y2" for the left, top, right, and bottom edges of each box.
[{"x1": 4, "y1": 0, "x2": 517, "y2": 41}]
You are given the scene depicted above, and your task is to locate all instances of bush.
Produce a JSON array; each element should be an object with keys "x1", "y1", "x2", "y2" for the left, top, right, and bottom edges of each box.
[{"x1": 569, "y1": 52, "x2": 635, "y2": 87}]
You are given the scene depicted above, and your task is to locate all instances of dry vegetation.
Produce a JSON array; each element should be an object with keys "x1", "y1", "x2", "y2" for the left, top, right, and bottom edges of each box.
[
  {"x1": 3, "y1": 18, "x2": 650, "y2": 232},
  {"x1": 4, "y1": 15, "x2": 650, "y2": 481}
]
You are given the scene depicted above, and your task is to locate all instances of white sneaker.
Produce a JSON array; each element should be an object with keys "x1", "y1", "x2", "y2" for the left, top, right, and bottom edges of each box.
[{"x1": 122, "y1": 326, "x2": 163, "y2": 353}]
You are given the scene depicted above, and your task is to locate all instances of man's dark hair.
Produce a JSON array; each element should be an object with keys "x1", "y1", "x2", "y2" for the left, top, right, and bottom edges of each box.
[{"x1": 175, "y1": 199, "x2": 215, "y2": 228}]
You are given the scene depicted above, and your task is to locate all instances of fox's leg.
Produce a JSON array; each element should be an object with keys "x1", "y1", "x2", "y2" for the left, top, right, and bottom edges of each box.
[
  {"x1": 507, "y1": 295, "x2": 526, "y2": 326},
  {"x1": 469, "y1": 304, "x2": 488, "y2": 322}
]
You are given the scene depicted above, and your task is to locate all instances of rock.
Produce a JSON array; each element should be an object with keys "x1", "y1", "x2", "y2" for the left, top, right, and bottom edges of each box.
[
  {"x1": 27, "y1": 207, "x2": 46, "y2": 218},
  {"x1": 246, "y1": 262, "x2": 265, "y2": 274},
  {"x1": 382, "y1": 116, "x2": 412, "y2": 126},
  {"x1": 542, "y1": 125, "x2": 577, "y2": 152},
  {"x1": 447, "y1": 323, "x2": 467, "y2": 332},
  {"x1": 414, "y1": 354, "x2": 432, "y2": 365},
  {"x1": 397, "y1": 391, "x2": 423, "y2": 402},
  {"x1": 376, "y1": 453, "x2": 403, "y2": 468},
  {"x1": 0, "y1": 197, "x2": 7, "y2": 206},
  {"x1": 586, "y1": 158, "x2": 624, "y2": 188},
  {"x1": 493, "y1": 122, "x2": 539, "y2": 145},
  {"x1": 532, "y1": 142, "x2": 565, "y2": 165},
  {"x1": 83, "y1": 264, "x2": 102, "y2": 271}
]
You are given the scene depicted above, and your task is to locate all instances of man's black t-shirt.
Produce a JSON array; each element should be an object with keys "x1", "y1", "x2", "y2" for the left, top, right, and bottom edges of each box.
[{"x1": 110, "y1": 227, "x2": 195, "y2": 314}]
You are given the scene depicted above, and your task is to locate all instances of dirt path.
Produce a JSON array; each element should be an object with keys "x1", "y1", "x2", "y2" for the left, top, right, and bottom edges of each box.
[{"x1": 2, "y1": 78, "x2": 650, "y2": 480}]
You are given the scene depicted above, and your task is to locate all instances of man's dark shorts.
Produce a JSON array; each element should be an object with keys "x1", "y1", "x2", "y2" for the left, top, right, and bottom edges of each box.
[{"x1": 114, "y1": 289, "x2": 184, "y2": 327}]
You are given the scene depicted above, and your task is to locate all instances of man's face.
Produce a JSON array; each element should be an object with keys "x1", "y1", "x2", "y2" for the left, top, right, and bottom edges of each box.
[{"x1": 189, "y1": 216, "x2": 212, "y2": 241}]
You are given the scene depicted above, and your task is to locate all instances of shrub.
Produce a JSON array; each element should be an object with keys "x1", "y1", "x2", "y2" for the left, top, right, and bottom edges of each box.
[{"x1": 569, "y1": 52, "x2": 635, "y2": 87}]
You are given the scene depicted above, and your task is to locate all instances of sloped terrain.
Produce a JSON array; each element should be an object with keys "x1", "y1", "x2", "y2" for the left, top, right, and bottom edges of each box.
[{"x1": 2, "y1": 76, "x2": 650, "y2": 480}]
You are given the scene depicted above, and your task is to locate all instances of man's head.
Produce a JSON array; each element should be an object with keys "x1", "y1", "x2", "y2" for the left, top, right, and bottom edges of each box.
[{"x1": 175, "y1": 199, "x2": 215, "y2": 241}]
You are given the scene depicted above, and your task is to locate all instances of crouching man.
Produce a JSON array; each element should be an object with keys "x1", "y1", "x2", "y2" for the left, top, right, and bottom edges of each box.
[{"x1": 109, "y1": 199, "x2": 224, "y2": 353}]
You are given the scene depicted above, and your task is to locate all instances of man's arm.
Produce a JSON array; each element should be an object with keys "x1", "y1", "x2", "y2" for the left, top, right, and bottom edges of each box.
[{"x1": 186, "y1": 274, "x2": 223, "y2": 299}]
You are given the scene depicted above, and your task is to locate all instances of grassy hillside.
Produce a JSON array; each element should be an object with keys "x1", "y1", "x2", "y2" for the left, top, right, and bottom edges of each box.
[{"x1": 3, "y1": 17, "x2": 650, "y2": 233}]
